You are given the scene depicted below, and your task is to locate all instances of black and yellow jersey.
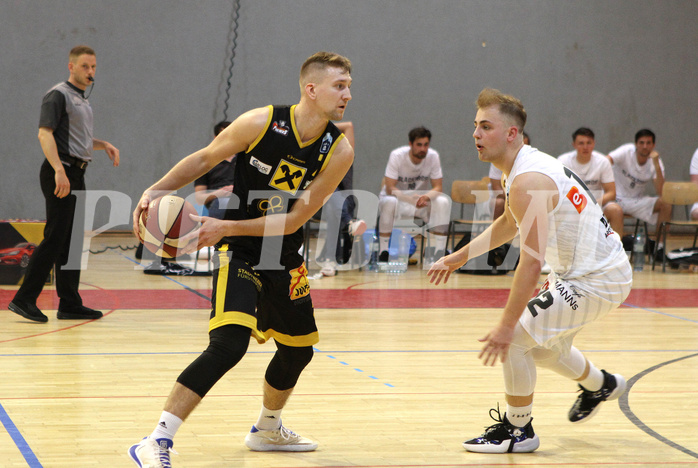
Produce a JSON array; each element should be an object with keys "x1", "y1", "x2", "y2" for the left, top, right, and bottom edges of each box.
[{"x1": 221, "y1": 105, "x2": 345, "y2": 269}]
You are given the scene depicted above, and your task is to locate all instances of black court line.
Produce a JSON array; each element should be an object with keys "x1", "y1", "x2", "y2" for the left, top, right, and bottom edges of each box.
[{"x1": 619, "y1": 352, "x2": 698, "y2": 459}]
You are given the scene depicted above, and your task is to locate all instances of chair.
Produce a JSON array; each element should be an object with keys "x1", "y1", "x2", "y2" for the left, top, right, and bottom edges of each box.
[
  {"x1": 376, "y1": 178, "x2": 429, "y2": 263},
  {"x1": 651, "y1": 181, "x2": 698, "y2": 271},
  {"x1": 447, "y1": 179, "x2": 492, "y2": 252}
]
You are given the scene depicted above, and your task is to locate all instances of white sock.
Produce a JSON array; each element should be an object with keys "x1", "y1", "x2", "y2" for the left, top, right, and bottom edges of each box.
[
  {"x1": 506, "y1": 403, "x2": 533, "y2": 428},
  {"x1": 151, "y1": 411, "x2": 182, "y2": 440},
  {"x1": 255, "y1": 406, "x2": 282, "y2": 430},
  {"x1": 578, "y1": 365, "x2": 604, "y2": 392},
  {"x1": 379, "y1": 236, "x2": 390, "y2": 254}
]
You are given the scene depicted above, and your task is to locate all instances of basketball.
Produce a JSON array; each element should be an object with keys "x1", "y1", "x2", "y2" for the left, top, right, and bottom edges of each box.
[{"x1": 139, "y1": 195, "x2": 199, "y2": 259}]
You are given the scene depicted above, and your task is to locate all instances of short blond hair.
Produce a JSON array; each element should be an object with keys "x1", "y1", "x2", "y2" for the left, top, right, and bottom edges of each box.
[
  {"x1": 477, "y1": 88, "x2": 527, "y2": 130},
  {"x1": 300, "y1": 51, "x2": 351, "y2": 84}
]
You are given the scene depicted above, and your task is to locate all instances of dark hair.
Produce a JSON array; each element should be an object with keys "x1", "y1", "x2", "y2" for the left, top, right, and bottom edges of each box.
[
  {"x1": 408, "y1": 126, "x2": 432, "y2": 143},
  {"x1": 214, "y1": 120, "x2": 231, "y2": 136},
  {"x1": 635, "y1": 128, "x2": 655, "y2": 144},
  {"x1": 572, "y1": 127, "x2": 595, "y2": 140}
]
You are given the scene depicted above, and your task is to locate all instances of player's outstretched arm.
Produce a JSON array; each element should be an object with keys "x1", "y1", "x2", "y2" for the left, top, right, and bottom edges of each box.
[
  {"x1": 132, "y1": 107, "x2": 270, "y2": 241},
  {"x1": 428, "y1": 205, "x2": 518, "y2": 285},
  {"x1": 478, "y1": 172, "x2": 553, "y2": 366}
]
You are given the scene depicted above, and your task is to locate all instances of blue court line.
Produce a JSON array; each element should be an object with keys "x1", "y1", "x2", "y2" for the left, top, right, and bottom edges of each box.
[
  {"x1": 622, "y1": 302, "x2": 698, "y2": 324},
  {"x1": 319, "y1": 349, "x2": 395, "y2": 387},
  {"x1": 0, "y1": 402, "x2": 43, "y2": 467}
]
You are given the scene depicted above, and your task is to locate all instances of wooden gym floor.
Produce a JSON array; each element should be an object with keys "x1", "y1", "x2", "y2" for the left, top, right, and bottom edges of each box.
[{"x1": 1, "y1": 232, "x2": 697, "y2": 468}]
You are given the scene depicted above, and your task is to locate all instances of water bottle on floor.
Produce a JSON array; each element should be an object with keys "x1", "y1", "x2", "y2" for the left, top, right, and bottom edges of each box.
[
  {"x1": 633, "y1": 225, "x2": 646, "y2": 272},
  {"x1": 393, "y1": 231, "x2": 410, "y2": 274}
]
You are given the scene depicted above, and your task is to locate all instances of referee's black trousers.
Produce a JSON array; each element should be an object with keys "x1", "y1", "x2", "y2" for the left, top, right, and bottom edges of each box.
[{"x1": 13, "y1": 160, "x2": 85, "y2": 309}]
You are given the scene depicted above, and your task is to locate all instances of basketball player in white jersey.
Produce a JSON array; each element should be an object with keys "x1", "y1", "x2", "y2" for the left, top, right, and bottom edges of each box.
[
  {"x1": 558, "y1": 127, "x2": 624, "y2": 236},
  {"x1": 428, "y1": 88, "x2": 632, "y2": 453}
]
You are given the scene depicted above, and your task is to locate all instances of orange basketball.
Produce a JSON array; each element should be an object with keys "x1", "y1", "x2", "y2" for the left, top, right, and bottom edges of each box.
[{"x1": 139, "y1": 195, "x2": 199, "y2": 259}]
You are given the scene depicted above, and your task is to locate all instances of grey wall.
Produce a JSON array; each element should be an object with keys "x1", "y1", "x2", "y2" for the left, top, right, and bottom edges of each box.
[{"x1": 2, "y1": 0, "x2": 697, "y2": 227}]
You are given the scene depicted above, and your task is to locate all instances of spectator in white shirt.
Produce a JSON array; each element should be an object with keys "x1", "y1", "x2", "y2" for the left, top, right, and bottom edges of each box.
[{"x1": 607, "y1": 129, "x2": 671, "y2": 259}]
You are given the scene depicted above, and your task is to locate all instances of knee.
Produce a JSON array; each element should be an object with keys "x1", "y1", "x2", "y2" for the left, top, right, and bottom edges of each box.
[
  {"x1": 265, "y1": 345, "x2": 314, "y2": 391},
  {"x1": 432, "y1": 194, "x2": 450, "y2": 211},
  {"x1": 277, "y1": 344, "x2": 314, "y2": 369},
  {"x1": 380, "y1": 196, "x2": 397, "y2": 212},
  {"x1": 604, "y1": 203, "x2": 623, "y2": 220}
]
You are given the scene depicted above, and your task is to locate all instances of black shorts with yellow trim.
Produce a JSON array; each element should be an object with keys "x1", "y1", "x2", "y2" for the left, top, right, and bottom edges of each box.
[{"x1": 209, "y1": 245, "x2": 317, "y2": 347}]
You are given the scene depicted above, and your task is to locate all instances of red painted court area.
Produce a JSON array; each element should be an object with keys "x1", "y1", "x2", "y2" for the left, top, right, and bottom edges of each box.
[{"x1": 1, "y1": 288, "x2": 695, "y2": 310}]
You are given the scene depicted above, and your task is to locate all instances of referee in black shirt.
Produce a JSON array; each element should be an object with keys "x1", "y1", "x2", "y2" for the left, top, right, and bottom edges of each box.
[{"x1": 8, "y1": 45, "x2": 119, "y2": 323}]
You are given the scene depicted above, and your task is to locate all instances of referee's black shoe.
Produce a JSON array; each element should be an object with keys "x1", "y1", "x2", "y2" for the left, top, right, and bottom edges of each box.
[
  {"x1": 9, "y1": 300, "x2": 48, "y2": 323},
  {"x1": 57, "y1": 305, "x2": 103, "y2": 320}
]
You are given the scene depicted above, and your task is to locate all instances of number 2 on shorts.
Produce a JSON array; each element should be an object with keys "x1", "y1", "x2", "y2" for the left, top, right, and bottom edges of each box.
[{"x1": 527, "y1": 290, "x2": 554, "y2": 317}]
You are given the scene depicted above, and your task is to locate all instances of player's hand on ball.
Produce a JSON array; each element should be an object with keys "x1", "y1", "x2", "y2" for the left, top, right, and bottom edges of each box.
[
  {"x1": 180, "y1": 214, "x2": 225, "y2": 254},
  {"x1": 133, "y1": 192, "x2": 153, "y2": 242}
]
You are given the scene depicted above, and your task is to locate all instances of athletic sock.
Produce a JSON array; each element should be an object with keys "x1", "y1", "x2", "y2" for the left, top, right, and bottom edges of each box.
[
  {"x1": 151, "y1": 411, "x2": 182, "y2": 440},
  {"x1": 255, "y1": 406, "x2": 283, "y2": 430},
  {"x1": 578, "y1": 365, "x2": 604, "y2": 391},
  {"x1": 506, "y1": 403, "x2": 533, "y2": 427},
  {"x1": 379, "y1": 236, "x2": 390, "y2": 255}
]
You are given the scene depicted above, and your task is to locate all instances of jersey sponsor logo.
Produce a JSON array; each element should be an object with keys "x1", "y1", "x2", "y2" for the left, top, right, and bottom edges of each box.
[
  {"x1": 566, "y1": 186, "x2": 587, "y2": 214},
  {"x1": 272, "y1": 120, "x2": 290, "y2": 136},
  {"x1": 288, "y1": 264, "x2": 310, "y2": 300},
  {"x1": 600, "y1": 216, "x2": 614, "y2": 238},
  {"x1": 270, "y1": 160, "x2": 306, "y2": 195},
  {"x1": 249, "y1": 156, "x2": 272, "y2": 175},
  {"x1": 319, "y1": 132, "x2": 333, "y2": 153},
  {"x1": 257, "y1": 194, "x2": 285, "y2": 215},
  {"x1": 554, "y1": 280, "x2": 582, "y2": 310}
]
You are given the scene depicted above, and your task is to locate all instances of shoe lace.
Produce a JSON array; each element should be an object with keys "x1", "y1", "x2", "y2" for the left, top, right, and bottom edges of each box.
[
  {"x1": 481, "y1": 404, "x2": 508, "y2": 437},
  {"x1": 155, "y1": 440, "x2": 177, "y2": 468},
  {"x1": 278, "y1": 425, "x2": 299, "y2": 441}
]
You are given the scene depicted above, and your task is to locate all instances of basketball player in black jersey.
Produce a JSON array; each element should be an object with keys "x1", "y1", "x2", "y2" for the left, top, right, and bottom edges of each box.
[{"x1": 129, "y1": 52, "x2": 353, "y2": 466}]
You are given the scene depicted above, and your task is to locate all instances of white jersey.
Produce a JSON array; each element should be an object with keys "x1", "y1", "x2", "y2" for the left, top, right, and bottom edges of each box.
[
  {"x1": 505, "y1": 146, "x2": 628, "y2": 280},
  {"x1": 557, "y1": 151, "x2": 614, "y2": 198},
  {"x1": 488, "y1": 163, "x2": 503, "y2": 182},
  {"x1": 691, "y1": 148, "x2": 698, "y2": 176},
  {"x1": 380, "y1": 145, "x2": 443, "y2": 196},
  {"x1": 608, "y1": 143, "x2": 665, "y2": 199}
]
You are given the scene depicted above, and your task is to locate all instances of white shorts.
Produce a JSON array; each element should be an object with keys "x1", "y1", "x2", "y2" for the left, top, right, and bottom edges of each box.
[
  {"x1": 520, "y1": 258, "x2": 632, "y2": 355},
  {"x1": 691, "y1": 202, "x2": 698, "y2": 220},
  {"x1": 617, "y1": 196, "x2": 659, "y2": 225}
]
